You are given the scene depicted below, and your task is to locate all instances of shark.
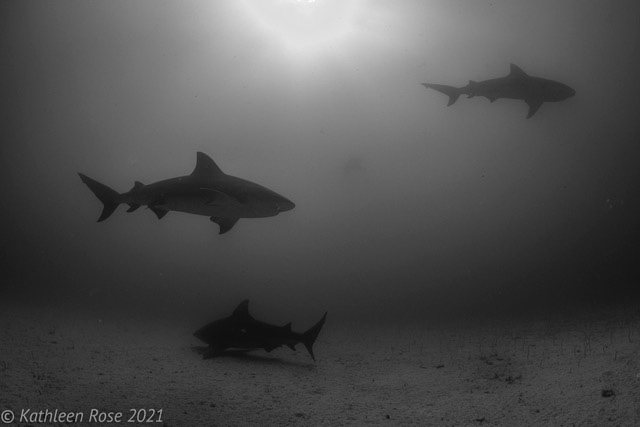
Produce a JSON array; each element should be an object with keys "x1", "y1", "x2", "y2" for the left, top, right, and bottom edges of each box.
[
  {"x1": 194, "y1": 300, "x2": 327, "y2": 361},
  {"x1": 422, "y1": 63, "x2": 575, "y2": 118},
  {"x1": 78, "y1": 152, "x2": 295, "y2": 234}
]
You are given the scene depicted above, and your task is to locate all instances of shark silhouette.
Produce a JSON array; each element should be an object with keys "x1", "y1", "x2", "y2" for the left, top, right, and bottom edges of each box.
[
  {"x1": 194, "y1": 300, "x2": 327, "y2": 361},
  {"x1": 79, "y1": 152, "x2": 295, "y2": 234},
  {"x1": 422, "y1": 63, "x2": 575, "y2": 118}
]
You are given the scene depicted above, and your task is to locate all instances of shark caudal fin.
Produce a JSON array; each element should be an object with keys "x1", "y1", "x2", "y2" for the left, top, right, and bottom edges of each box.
[
  {"x1": 302, "y1": 312, "x2": 327, "y2": 362},
  {"x1": 422, "y1": 83, "x2": 461, "y2": 106},
  {"x1": 78, "y1": 173, "x2": 121, "y2": 222}
]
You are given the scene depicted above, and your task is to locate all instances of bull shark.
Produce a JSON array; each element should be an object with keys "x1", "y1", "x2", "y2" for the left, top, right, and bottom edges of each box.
[
  {"x1": 422, "y1": 63, "x2": 575, "y2": 118},
  {"x1": 194, "y1": 300, "x2": 327, "y2": 361},
  {"x1": 78, "y1": 152, "x2": 295, "y2": 234}
]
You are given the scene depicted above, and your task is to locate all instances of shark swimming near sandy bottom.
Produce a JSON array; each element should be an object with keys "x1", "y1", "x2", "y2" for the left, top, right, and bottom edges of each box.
[
  {"x1": 78, "y1": 152, "x2": 295, "y2": 234},
  {"x1": 422, "y1": 63, "x2": 575, "y2": 118},
  {"x1": 194, "y1": 300, "x2": 327, "y2": 361}
]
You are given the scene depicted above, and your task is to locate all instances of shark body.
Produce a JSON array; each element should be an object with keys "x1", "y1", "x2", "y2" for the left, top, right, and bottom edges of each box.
[
  {"x1": 79, "y1": 152, "x2": 295, "y2": 234},
  {"x1": 422, "y1": 64, "x2": 575, "y2": 118},
  {"x1": 194, "y1": 300, "x2": 327, "y2": 361}
]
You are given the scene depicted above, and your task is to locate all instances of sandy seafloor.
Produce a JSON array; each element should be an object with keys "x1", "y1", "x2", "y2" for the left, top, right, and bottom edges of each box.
[{"x1": 1, "y1": 300, "x2": 640, "y2": 427}]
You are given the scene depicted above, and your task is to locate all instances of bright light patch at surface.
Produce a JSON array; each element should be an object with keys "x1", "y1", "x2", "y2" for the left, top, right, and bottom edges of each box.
[{"x1": 237, "y1": 0, "x2": 361, "y2": 60}]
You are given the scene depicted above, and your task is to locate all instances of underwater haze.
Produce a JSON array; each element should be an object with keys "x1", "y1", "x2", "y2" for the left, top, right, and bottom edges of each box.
[
  {"x1": 4, "y1": 2, "x2": 640, "y2": 426},
  {"x1": 1, "y1": 0, "x2": 640, "y2": 323}
]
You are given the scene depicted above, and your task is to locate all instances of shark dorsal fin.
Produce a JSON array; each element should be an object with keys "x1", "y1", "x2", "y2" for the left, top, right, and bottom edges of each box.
[
  {"x1": 132, "y1": 181, "x2": 144, "y2": 191},
  {"x1": 282, "y1": 322, "x2": 292, "y2": 332},
  {"x1": 509, "y1": 63, "x2": 528, "y2": 79},
  {"x1": 191, "y1": 152, "x2": 224, "y2": 179},
  {"x1": 232, "y1": 299, "x2": 251, "y2": 319}
]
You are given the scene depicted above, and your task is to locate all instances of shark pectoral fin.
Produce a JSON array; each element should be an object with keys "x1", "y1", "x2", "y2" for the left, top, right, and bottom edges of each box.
[
  {"x1": 150, "y1": 206, "x2": 168, "y2": 219},
  {"x1": 210, "y1": 216, "x2": 239, "y2": 234},
  {"x1": 129, "y1": 181, "x2": 144, "y2": 192},
  {"x1": 200, "y1": 188, "x2": 242, "y2": 206},
  {"x1": 525, "y1": 98, "x2": 543, "y2": 118},
  {"x1": 126, "y1": 204, "x2": 141, "y2": 213}
]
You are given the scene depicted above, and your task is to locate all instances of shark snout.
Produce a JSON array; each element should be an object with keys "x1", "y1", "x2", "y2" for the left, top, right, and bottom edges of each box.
[
  {"x1": 566, "y1": 86, "x2": 576, "y2": 98},
  {"x1": 276, "y1": 198, "x2": 295, "y2": 213},
  {"x1": 559, "y1": 84, "x2": 576, "y2": 100}
]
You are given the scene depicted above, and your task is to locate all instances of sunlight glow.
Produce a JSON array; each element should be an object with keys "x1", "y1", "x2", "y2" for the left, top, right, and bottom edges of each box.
[{"x1": 236, "y1": 0, "x2": 361, "y2": 61}]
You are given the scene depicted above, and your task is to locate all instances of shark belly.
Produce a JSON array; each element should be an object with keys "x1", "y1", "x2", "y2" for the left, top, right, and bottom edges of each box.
[
  {"x1": 161, "y1": 196, "x2": 250, "y2": 218},
  {"x1": 474, "y1": 79, "x2": 530, "y2": 101}
]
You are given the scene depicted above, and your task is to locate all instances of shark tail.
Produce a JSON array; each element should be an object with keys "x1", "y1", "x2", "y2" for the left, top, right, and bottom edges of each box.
[
  {"x1": 302, "y1": 312, "x2": 327, "y2": 362},
  {"x1": 78, "y1": 173, "x2": 121, "y2": 222},
  {"x1": 422, "y1": 83, "x2": 461, "y2": 106}
]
